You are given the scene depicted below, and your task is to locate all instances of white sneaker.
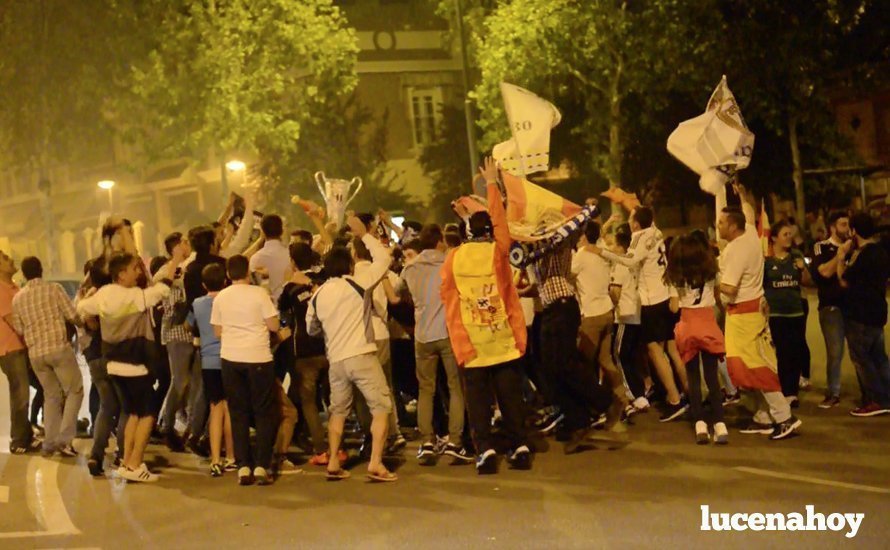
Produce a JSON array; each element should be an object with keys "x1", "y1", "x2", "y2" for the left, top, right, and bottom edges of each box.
[
  {"x1": 713, "y1": 422, "x2": 729, "y2": 445},
  {"x1": 694, "y1": 420, "x2": 709, "y2": 445},
  {"x1": 278, "y1": 459, "x2": 303, "y2": 475},
  {"x1": 799, "y1": 377, "x2": 811, "y2": 390},
  {"x1": 119, "y1": 464, "x2": 159, "y2": 483},
  {"x1": 632, "y1": 396, "x2": 650, "y2": 411}
]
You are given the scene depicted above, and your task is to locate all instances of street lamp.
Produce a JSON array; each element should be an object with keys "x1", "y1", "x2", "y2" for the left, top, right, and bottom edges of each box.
[
  {"x1": 97, "y1": 180, "x2": 115, "y2": 211},
  {"x1": 225, "y1": 160, "x2": 246, "y2": 172}
]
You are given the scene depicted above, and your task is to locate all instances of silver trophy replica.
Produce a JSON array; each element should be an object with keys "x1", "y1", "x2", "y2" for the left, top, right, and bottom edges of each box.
[{"x1": 314, "y1": 171, "x2": 363, "y2": 227}]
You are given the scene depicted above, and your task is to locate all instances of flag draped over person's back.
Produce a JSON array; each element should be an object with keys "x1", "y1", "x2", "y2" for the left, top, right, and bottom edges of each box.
[
  {"x1": 492, "y1": 83, "x2": 562, "y2": 177},
  {"x1": 666, "y1": 75, "x2": 754, "y2": 195}
]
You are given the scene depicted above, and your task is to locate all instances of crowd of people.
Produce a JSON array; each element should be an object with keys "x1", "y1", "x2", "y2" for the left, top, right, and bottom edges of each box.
[{"x1": 1, "y1": 159, "x2": 889, "y2": 486}]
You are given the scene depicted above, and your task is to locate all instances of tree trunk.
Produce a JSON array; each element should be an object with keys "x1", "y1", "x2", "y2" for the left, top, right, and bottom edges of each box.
[
  {"x1": 608, "y1": 62, "x2": 623, "y2": 189},
  {"x1": 788, "y1": 115, "x2": 806, "y2": 227},
  {"x1": 606, "y1": 59, "x2": 623, "y2": 219}
]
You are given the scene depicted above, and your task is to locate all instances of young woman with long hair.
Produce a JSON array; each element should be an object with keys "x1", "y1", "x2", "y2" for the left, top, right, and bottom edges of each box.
[{"x1": 665, "y1": 231, "x2": 728, "y2": 444}]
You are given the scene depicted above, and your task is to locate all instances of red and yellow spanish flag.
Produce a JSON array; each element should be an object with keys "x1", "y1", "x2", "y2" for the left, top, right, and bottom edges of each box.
[
  {"x1": 461, "y1": 172, "x2": 581, "y2": 242},
  {"x1": 756, "y1": 199, "x2": 771, "y2": 257}
]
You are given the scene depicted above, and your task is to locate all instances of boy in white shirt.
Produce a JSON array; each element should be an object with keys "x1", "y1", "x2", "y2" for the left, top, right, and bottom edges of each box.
[
  {"x1": 211, "y1": 254, "x2": 288, "y2": 486},
  {"x1": 307, "y1": 215, "x2": 397, "y2": 482}
]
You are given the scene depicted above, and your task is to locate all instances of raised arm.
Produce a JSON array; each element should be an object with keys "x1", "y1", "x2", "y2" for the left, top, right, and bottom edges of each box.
[
  {"x1": 221, "y1": 188, "x2": 256, "y2": 258},
  {"x1": 349, "y1": 217, "x2": 391, "y2": 290},
  {"x1": 480, "y1": 158, "x2": 511, "y2": 257}
]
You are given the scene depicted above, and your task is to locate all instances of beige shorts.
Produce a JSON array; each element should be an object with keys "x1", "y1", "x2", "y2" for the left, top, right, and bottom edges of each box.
[{"x1": 328, "y1": 352, "x2": 392, "y2": 416}]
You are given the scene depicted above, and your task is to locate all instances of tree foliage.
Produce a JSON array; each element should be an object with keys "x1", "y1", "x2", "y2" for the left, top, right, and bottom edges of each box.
[
  {"x1": 112, "y1": 0, "x2": 360, "y2": 166},
  {"x1": 471, "y1": 0, "x2": 721, "y2": 190}
]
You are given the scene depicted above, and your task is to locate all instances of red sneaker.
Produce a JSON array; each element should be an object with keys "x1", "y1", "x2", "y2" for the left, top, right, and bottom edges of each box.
[{"x1": 850, "y1": 403, "x2": 890, "y2": 417}]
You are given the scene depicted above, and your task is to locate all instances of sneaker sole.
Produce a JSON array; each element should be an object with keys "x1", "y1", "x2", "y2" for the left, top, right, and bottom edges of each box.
[
  {"x1": 443, "y1": 451, "x2": 473, "y2": 463},
  {"x1": 850, "y1": 409, "x2": 890, "y2": 417},
  {"x1": 658, "y1": 404, "x2": 689, "y2": 423},
  {"x1": 695, "y1": 434, "x2": 709, "y2": 445},
  {"x1": 769, "y1": 419, "x2": 803, "y2": 440}
]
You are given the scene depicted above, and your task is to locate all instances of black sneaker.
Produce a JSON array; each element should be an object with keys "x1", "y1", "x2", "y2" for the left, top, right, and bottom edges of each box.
[
  {"x1": 739, "y1": 421, "x2": 774, "y2": 435},
  {"x1": 507, "y1": 445, "x2": 532, "y2": 470},
  {"x1": 87, "y1": 458, "x2": 104, "y2": 477},
  {"x1": 658, "y1": 400, "x2": 688, "y2": 423},
  {"x1": 536, "y1": 411, "x2": 564, "y2": 435},
  {"x1": 769, "y1": 416, "x2": 802, "y2": 440},
  {"x1": 475, "y1": 449, "x2": 497, "y2": 475},
  {"x1": 387, "y1": 434, "x2": 407, "y2": 454},
  {"x1": 187, "y1": 435, "x2": 209, "y2": 458},
  {"x1": 818, "y1": 396, "x2": 840, "y2": 409},
  {"x1": 417, "y1": 442, "x2": 437, "y2": 466},
  {"x1": 166, "y1": 432, "x2": 186, "y2": 453}
]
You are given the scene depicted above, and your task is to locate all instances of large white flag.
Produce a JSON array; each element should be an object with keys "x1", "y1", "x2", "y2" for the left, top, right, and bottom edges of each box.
[
  {"x1": 667, "y1": 75, "x2": 754, "y2": 195},
  {"x1": 492, "y1": 82, "x2": 561, "y2": 176}
]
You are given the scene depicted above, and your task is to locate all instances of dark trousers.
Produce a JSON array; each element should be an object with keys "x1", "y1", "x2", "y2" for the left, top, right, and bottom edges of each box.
[
  {"x1": 845, "y1": 319, "x2": 890, "y2": 408},
  {"x1": 0, "y1": 350, "x2": 34, "y2": 449},
  {"x1": 769, "y1": 316, "x2": 809, "y2": 398},
  {"x1": 88, "y1": 359, "x2": 127, "y2": 461},
  {"x1": 151, "y1": 341, "x2": 170, "y2": 419},
  {"x1": 221, "y1": 360, "x2": 279, "y2": 470},
  {"x1": 29, "y1": 366, "x2": 43, "y2": 425},
  {"x1": 685, "y1": 352, "x2": 724, "y2": 423},
  {"x1": 614, "y1": 323, "x2": 646, "y2": 399},
  {"x1": 464, "y1": 358, "x2": 529, "y2": 454},
  {"x1": 540, "y1": 297, "x2": 611, "y2": 431}
]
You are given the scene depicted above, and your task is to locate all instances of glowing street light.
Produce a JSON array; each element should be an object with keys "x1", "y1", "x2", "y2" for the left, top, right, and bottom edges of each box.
[
  {"x1": 225, "y1": 160, "x2": 246, "y2": 172},
  {"x1": 97, "y1": 180, "x2": 115, "y2": 211}
]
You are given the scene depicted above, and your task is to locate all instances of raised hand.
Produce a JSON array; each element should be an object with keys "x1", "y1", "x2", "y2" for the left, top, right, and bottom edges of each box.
[{"x1": 479, "y1": 156, "x2": 499, "y2": 184}]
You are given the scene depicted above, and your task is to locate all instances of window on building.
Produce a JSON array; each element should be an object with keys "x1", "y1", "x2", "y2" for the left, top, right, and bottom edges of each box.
[{"x1": 409, "y1": 87, "x2": 442, "y2": 148}]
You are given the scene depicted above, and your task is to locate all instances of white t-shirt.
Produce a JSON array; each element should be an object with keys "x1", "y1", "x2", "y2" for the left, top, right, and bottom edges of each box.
[
  {"x1": 601, "y1": 226, "x2": 670, "y2": 306},
  {"x1": 572, "y1": 249, "x2": 614, "y2": 318},
  {"x1": 719, "y1": 224, "x2": 764, "y2": 304},
  {"x1": 210, "y1": 283, "x2": 278, "y2": 363},
  {"x1": 610, "y1": 263, "x2": 641, "y2": 325},
  {"x1": 670, "y1": 281, "x2": 717, "y2": 309}
]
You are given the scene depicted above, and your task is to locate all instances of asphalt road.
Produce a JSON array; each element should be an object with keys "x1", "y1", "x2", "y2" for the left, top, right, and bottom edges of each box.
[{"x1": 0, "y1": 294, "x2": 887, "y2": 549}]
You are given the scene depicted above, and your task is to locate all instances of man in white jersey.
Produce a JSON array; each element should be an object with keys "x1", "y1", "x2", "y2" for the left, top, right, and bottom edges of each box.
[
  {"x1": 609, "y1": 226, "x2": 649, "y2": 409},
  {"x1": 718, "y1": 185, "x2": 800, "y2": 441},
  {"x1": 593, "y1": 206, "x2": 688, "y2": 421}
]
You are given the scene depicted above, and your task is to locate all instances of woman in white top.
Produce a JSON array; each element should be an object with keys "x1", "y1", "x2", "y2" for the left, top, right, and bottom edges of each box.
[{"x1": 666, "y1": 231, "x2": 728, "y2": 445}]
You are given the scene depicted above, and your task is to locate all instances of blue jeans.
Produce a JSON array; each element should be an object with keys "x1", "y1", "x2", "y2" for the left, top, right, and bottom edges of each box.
[
  {"x1": 845, "y1": 319, "x2": 890, "y2": 408},
  {"x1": 819, "y1": 307, "x2": 845, "y2": 398}
]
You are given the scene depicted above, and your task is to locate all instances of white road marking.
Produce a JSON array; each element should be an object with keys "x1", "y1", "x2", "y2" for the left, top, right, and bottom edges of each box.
[
  {"x1": 735, "y1": 466, "x2": 890, "y2": 494},
  {"x1": 0, "y1": 457, "x2": 80, "y2": 539}
]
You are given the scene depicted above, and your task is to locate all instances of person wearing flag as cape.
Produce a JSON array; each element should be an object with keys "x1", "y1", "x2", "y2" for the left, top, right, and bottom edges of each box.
[
  {"x1": 440, "y1": 157, "x2": 534, "y2": 474},
  {"x1": 718, "y1": 182, "x2": 801, "y2": 440}
]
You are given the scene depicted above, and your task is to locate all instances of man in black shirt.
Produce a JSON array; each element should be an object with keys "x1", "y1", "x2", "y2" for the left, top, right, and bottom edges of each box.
[
  {"x1": 278, "y1": 242, "x2": 332, "y2": 465},
  {"x1": 811, "y1": 211, "x2": 850, "y2": 408},
  {"x1": 837, "y1": 212, "x2": 890, "y2": 417}
]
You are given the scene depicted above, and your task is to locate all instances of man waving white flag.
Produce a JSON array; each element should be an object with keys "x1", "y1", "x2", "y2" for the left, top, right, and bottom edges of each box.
[{"x1": 492, "y1": 82, "x2": 561, "y2": 176}]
